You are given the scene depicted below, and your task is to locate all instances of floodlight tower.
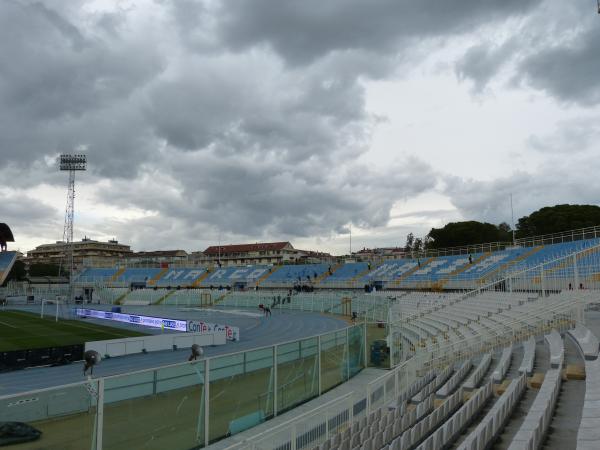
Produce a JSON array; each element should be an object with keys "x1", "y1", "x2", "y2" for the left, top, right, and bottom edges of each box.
[{"x1": 59, "y1": 154, "x2": 87, "y2": 302}]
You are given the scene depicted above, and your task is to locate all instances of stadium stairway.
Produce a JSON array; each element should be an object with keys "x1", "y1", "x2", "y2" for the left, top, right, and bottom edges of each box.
[
  {"x1": 255, "y1": 267, "x2": 279, "y2": 287},
  {"x1": 190, "y1": 270, "x2": 211, "y2": 287},
  {"x1": 351, "y1": 261, "x2": 384, "y2": 285},
  {"x1": 115, "y1": 290, "x2": 131, "y2": 305},
  {"x1": 147, "y1": 267, "x2": 169, "y2": 286},
  {"x1": 543, "y1": 333, "x2": 585, "y2": 449},
  {"x1": 435, "y1": 253, "x2": 492, "y2": 290},
  {"x1": 154, "y1": 289, "x2": 176, "y2": 305},
  {"x1": 213, "y1": 290, "x2": 232, "y2": 305},
  {"x1": 480, "y1": 246, "x2": 545, "y2": 284},
  {"x1": 491, "y1": 339, "x2": 548, "y2": 449},
  {"x1": 389, "y1": 258, "x2": 436, "y2": 288},
  {"x1": 110, "y1": 267, "x2": 126, "y2": 283},
  {"x1": 315, "y1": 263, "x2": 343, "y2": 285}
]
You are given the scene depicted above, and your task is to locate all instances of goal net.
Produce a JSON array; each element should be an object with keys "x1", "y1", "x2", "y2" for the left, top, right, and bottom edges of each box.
[{"x1": 40, "y1": 297, "x2": 70, "y2": 322}]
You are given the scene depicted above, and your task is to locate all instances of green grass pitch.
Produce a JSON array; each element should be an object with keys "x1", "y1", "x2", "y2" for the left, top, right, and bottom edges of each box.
[{"x1": 0, "y1": 310, "x2": 148, "y2": 352}]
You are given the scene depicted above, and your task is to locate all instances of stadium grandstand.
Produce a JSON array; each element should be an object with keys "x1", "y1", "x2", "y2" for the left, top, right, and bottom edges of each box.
[
  {"x1": 65, "y1": 231, "x2": 600, "y2": 294},
  {"x1": 2, "y1": 225, "x2": 600, "y2": 450},
  {"x1": 0, "y1": 223, "x2": 17, "y2": 286}
]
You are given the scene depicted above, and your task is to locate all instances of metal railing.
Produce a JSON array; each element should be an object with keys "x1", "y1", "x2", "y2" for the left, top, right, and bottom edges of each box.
[{"x1": 229, "y1": 243, "x2": 600, "y2": 450}]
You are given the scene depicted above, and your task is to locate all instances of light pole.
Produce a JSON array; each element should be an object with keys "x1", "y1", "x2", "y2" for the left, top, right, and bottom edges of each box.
[{"x1": 59, "y1": 154, "x2": 87, "y2": 303}]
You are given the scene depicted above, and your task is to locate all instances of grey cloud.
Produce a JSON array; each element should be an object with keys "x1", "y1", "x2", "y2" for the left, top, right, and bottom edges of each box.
[
  {"x1": 527, "y1": 118, "x2": 600, "y2": 154},
  {"x1": 5, "y1": 0, "x2": 589, "y2": 254},
  {"x1": 518, "y1": 24, "x2": 600, "y2": 105},
  {"x1": 454, "y1": 1, "x2": 600, "y2": 106},
  {"x1": 0, "y1": 192, "x2": 60, "y2": 243},
  {"x1": 443, "y1": 158, "x2": 600, "y2": 224},
  {"x1": 95, "y1": 150, "x2": 438, "y2": 243},
  {"x1": 456, "y1": 41, "x2": 516, "y2": 92},
  {"x1": 0, "y1": 0, "x2": 165, "y2": 177},
  {"x1": 213, "y1": 0, "x2": 541, "y2": 65}
]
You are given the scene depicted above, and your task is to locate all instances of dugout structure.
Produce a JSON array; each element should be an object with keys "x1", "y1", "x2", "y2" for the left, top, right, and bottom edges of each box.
[
  {"x1": 341, "y1": 296, "x2": 352, "y2": 316},
  {"x1": 201, "y1": 291, "x2": 212, "y2": 307}
]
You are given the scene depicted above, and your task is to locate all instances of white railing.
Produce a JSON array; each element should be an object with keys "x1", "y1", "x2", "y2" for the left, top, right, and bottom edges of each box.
[{"x1": 233, "y1": 243, "x2": 599, "y2": 450}]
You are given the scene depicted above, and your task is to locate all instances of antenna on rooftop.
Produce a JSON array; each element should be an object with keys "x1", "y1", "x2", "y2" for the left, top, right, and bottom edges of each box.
[
  {"x1": 349, "y1": 223, "x2": 352, "y2": 256},
  {"x1": 58, "y1": 154, "x2": 87, "y2": 303},
  {"x1": 510, "y1": 193, "x2": 516, "y2": 246}
]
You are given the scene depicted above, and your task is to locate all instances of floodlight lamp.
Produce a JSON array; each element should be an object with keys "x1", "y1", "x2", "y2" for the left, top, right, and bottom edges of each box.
[{"x1": 59, "y1": 154, "x2": 87, "y2": 171}]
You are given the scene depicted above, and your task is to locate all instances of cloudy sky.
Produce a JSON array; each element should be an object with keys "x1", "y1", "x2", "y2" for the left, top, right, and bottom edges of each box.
[{"x1": 1, "y1": 0, "x2": 599, "y2": 255}]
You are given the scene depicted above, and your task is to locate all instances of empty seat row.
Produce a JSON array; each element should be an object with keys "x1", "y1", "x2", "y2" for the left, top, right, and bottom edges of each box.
[
  {"x1": 394, "y1": 372, "x2": 436, "y2": 407},
  {"x1": 508, "y1": 368, "x2": 562, "y2": 450},
  {"x1": 457, "y1": 373, "x2": 527, "y2": 450},
  {"x1": 416, "y1": 380, "x2": 493, "y2": 450},
  {"x1": 574, "y1": 326, "x2": 600, "y2": 449},
  {"x1": 578, "y1": 357, "x2": 600, "y2": 449},
  {"x1": 437, "y1": 360, "x2": 471, "y2": 398},
  {"x1": 568, "y1": 325, "x2": 599, "y2": 360},
  {"x1": 518, "y1": 337, "x2": 537, "y2": 376},
  {"x1": 387, "y1": 388, "x2": 463, "y2": 450},
  {"x1": 463, "y1": 354, "x2": 492, "y2": 390},
  {"x1": 317, "y1": 396, "x2": 433, "y2": 450},
  {"x1": 413, "y1": 367, "x2": 452, "y2": 403},
  {"x1": 492, "y1": 345, "x2": 513, "y2": 383},
  {"x1": 545, "y1": 330, "x2": 564, "y2": 369}
]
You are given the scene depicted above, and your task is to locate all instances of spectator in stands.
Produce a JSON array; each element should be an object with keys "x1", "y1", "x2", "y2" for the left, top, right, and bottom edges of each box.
[
  {"x1": 313, "y1": 271, "x2": 317, "y2": 279},
  {"x1": 368, "y1": 262, "x2": 371, "y2": 271},
  {"x1": 569, "y1": 283, "x2": 573, "y2": 290},
  {"x1": 580, "y1": 283, "x2": 585, "y2": 289},
  {"x1": 328, "y1": 266, "x2": 332, "y2": 275},
  {"x1": 468, "y1": 254, "x2": 473, "y2": 264},
  {"x1": 417, "y1": 258, "x2": 421, "y2": 267}
]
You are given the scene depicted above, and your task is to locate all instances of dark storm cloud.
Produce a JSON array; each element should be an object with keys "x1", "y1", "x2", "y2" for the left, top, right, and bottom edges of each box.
[
  {"x1": 455, "y1": 41, "x2": 515, "y2": 92},
  {"x1": 518, "y1": 24, "x2": 600, "y2": 105},
  {"x1": 213, "y1": 0, "x2": 541, "y2": 65},
  {"x1": 455, "y1": 0, "x2": 600, "y2": 106},
  {"x1": 0, "y1": 0, "x2": 570, "y2": 251},
  {"x1": 0, "y1": 0, "x2": 164, "y2": 177},
  {"x1": 96, "y1": 151, "x2": 437, "y2": 244}
]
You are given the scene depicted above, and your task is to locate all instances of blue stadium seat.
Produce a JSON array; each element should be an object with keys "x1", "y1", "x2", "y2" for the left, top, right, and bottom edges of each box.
[
  {"x1": 155, "y1": 268, "x2": 208, "y2": 286},
  {"x1": 322, "y1": 262, "x2": 369, "y2": 282},
  {"x1": 201, "y1": 265, "x2": 272, "y2": 286},
  {"x1": 0, "y1": 251, "x2": 17, "y2": 284},
  {"x1": 76, "y1": 267, "x2": 118, "y2": 282},
  {"x1": 264, "y1": 264, "x2": 329, "y2": 283},
  {"x1": 118, "y1": 268, "x2": 163, "y2": 283}
]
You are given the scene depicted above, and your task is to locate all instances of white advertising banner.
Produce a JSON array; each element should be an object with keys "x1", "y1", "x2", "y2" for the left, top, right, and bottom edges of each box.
[
  {"x1": 188, "y1": 319, "x2": 240, "y2": 342},
  {"x1": 76, "y1": 308, "x2": 188, "y2": 332}
]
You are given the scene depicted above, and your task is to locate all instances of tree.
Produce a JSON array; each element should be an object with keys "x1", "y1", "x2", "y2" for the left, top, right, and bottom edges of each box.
[
  {"x1": 413, "y1": 237, "x2": 423, "y2": 253},
  {"x1": 404, "y1": 233, "x2": 415, "y2": 252},
  {"x1": 498, "y1": 222, "x2": 511, "y2": 233},
  {"x1": 426, "y1": 221, "x2": 511, "y2": 249},
  {"x1": 516, "y1": 204, "x2": 600, "y2": 238}
]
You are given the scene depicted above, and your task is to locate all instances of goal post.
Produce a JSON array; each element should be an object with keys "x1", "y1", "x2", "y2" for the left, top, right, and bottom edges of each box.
[{"x1": 41, "y1": 298, "x2": 64, "y2": 322}]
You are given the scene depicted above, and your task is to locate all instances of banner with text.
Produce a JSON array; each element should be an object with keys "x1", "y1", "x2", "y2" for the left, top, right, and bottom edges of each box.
[
  {"x1": 76, "y1": 309, "x2": 188, "y2": 332},
  {"x1": 188, "y1": 319, "x2": 239, "y2": 342}
]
